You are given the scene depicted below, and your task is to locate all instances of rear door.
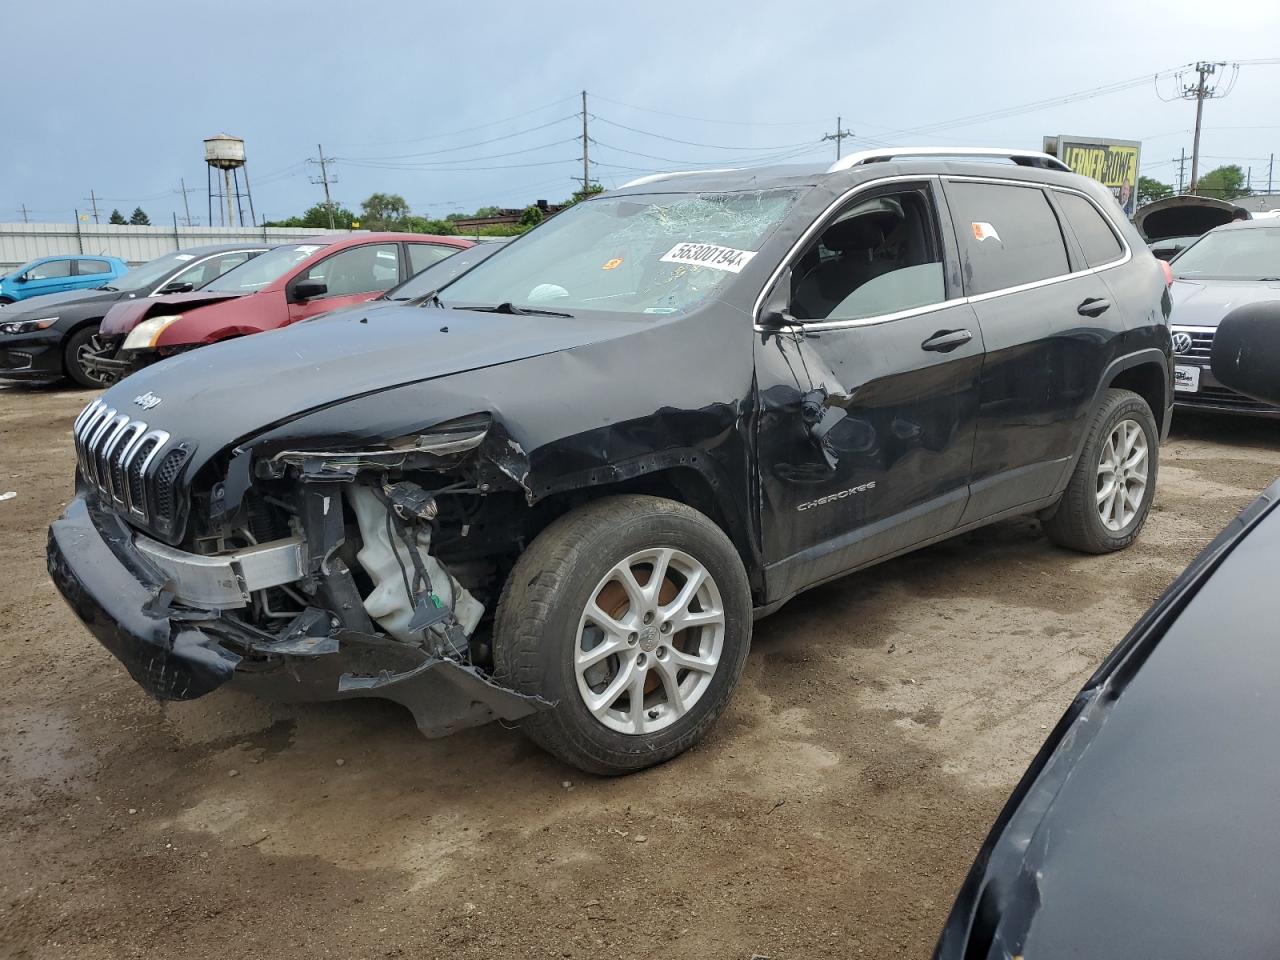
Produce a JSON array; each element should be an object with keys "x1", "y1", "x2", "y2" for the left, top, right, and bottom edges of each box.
[
  {"x1": 755, "y1": 180, "x2": 984, "y2": 596},
  {"x1": 942, "y1": 177, "x2": 1117, "y2": 523},
  {"x1": 285, "y1": 242, "x2": 402, "y2": 323},
  {"x1": 72, "y1": 258, "x2": 114, "y2": 291}
]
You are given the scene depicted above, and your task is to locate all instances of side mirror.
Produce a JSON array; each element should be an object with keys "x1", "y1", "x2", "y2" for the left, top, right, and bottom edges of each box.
[
  {"x1": 14, "y1": 274, "x2": 27, "y2": 283},
  {"x1": 1210, "y1": 302, "x2": 1280, "y2": 406},
  {"x1": 758, "y1": 268, "x2": 796, "y2": 329},
  {"x1": 291, "y1": 279, "x2": 327, "y2": 302},
  {"x1": 157, "y1": 280, "x2": 194, "y2": 295}
]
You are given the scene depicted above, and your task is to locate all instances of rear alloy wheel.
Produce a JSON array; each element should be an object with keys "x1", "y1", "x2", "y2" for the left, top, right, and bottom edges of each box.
[
  {"x1": 1043, "y1": 388, "x2": 1158, "y2": 553},
  {"x1": 493, "y1": 495, "x2": 751, "y2": 775},
  {"x1": 64, "y1": 325, "x2": 113, "y2": 388}
]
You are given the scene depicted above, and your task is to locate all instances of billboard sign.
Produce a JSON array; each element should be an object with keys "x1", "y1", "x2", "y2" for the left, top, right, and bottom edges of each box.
[{"x1": 1042, "y1": 135, "x2": 1141, "y2": 217}]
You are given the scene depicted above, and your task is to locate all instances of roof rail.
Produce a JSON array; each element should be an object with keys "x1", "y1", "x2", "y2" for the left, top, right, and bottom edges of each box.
[
  {"x1": 619, "y1": 168, "x2": 740, "y2": 188},
  {"x1": 828, "y1": 147, "x2": 1071, "y2": 174}
]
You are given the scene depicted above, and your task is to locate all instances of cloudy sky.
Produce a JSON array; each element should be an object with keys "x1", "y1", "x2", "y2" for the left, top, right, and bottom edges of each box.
[{"x1": 5, "y1": 0, "x2": 1279, "y2": 224}]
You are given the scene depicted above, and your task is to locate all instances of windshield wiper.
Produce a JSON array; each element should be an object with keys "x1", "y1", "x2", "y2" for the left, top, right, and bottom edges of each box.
[
  {"x1": 407, "y1": 288, "x2": 444, "y2": 307},
  {"x1": 455, "y1": 301, "x2": 574, "y2": 318}
]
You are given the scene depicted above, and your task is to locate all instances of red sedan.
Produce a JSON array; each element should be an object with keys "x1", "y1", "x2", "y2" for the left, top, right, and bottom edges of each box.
[{"x1": 97, "y1": 233, "x2": 472, "y2": 381}]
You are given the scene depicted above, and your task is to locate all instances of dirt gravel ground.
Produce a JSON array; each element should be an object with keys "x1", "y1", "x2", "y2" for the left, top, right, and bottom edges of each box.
[{"x1": 2, "y1": 380, "x2": 1277, "y2": 960}]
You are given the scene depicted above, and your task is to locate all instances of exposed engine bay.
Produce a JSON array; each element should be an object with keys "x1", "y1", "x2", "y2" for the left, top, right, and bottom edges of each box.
[{"x1": 62, "y1": 410, "x2": 555, "y2": 736}]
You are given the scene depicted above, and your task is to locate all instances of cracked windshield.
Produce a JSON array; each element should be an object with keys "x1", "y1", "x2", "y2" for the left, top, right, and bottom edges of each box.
[{"x1": 441, "y1": 189, "x2": 798, "y2": 314}]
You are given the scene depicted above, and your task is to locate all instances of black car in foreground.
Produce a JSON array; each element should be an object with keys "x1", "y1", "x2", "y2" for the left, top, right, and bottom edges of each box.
[
  {"x1": 0, "y1": 244, "x2": 267, "y2": 386},
  {"x1": 1168, "y1": 218, "x2": 1280, "y2": 416},
  {"x1": 48, "y1": 148, "x2": 1172, "y2": 774},
  {"x1": 935, "y1": 301, "x2": 1280, "y2": 959}
]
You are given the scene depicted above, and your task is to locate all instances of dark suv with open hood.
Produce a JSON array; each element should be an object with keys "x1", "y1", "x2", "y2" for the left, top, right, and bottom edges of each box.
[{"x1": 48, "y1": 148, "x2": 1173, "y2": 774}]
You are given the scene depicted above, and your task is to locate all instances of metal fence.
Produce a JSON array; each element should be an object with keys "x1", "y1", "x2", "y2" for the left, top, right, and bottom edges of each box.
[{"x1": 0, "y1": 223, "x2": 354, "y2": 269}]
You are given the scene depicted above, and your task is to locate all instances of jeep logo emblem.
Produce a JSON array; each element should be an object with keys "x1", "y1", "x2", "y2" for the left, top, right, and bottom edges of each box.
[
  {"x1": 1171, "y1": 332, "x2": 1194, "y2": 355},
  {"x1": 133, "y1": 392, "x2": 162, "y2": 410}
]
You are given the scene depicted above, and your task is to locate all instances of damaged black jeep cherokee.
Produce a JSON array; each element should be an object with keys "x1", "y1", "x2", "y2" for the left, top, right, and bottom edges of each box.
[{"x1": 49, "y1": 148, "x2": 1173, "y2": 775}]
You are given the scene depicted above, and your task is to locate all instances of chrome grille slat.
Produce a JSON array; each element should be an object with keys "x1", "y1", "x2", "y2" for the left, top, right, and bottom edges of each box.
[
  {"x1": 1172, "y1": 325, "x2": 1214, "y2": 361},
  {"x1": 70, "y1": 399, "x2": 173, "y2": 526}
]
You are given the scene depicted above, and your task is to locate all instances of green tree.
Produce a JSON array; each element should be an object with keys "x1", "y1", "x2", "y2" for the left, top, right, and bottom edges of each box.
[
  {"x1": 1137, "y1": 176, "x2": 1174, "y2": 206},
  {"x1": 360, "y1": 192, "x2": 411, "y2": 229},
  {"x1": 519, "y1": 205, "x2": 545, "y2": 227},
  {"x1": 398, "y1": 215, "x2": 458, "y2": 236},
  {"x1": 263, "y1": 202, "x2": 357, "y2": 229},
  {"x1": 108, "y1": 208, "x2": 127, "y2": 225},
  {"x1": 1196, "y1": 165, "x2": 1249, "y2": 200},
  {"x1": 562, "y1": 184, "x2": 604, "y2": 208},
  {"x1": 129, "y1": 207, "x2": 151, "y2": 225}
]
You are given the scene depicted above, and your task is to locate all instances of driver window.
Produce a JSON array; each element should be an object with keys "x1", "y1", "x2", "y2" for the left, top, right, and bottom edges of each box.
[
  {"x1": 302, "y1": 243, "x2": 400, "y2": 298},
  {"x1": 790, "y1": 188, "x2": 946, "y2": 322}
]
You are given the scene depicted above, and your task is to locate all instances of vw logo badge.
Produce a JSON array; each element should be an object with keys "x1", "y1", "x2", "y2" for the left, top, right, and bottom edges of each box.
[{"x1": 1171, "y1": 332, "x2": 1194, "y2": 355}]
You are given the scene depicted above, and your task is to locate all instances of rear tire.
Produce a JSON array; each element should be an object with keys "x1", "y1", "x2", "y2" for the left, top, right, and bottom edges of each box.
[
  {"x1": 493, "y1": 495, "x2": 752, "y2": 775},
  {"x1": 1043, "y1": 388, "x2": 1158, "y2": 554},
  {"x1": 63, "y1": 324, "x2": 111, "y2": 388},
  {"x1": 0, "y1": 296, "x2": 14, "y2": 305}
]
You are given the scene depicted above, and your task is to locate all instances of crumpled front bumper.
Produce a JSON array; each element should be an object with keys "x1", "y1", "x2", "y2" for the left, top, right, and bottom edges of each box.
[{"x1": 47, "y1": 492, "x2": 549, "y2": 737}]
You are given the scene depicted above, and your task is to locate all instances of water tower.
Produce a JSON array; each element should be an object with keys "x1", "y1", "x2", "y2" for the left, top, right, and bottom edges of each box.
[{"x1": 204, "y1": 133, "x2": 256, "y2": 227}]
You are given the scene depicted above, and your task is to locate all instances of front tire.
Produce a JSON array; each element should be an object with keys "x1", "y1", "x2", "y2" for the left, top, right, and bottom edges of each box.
[
  {"x1": 63, "y1": 324, "x2": 112, "y2": 388},
  {"x1": 0, "y1": 296, "x2": 14, "y2": 306},
  {"x1": 1043, "y1": 388, "x2": 1158, "y2": 554},
  {"x1": 493, "y1": 495, "x2": 752, "y2": 775}
]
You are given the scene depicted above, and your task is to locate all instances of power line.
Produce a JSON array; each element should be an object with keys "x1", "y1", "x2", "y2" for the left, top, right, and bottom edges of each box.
[
  {"x1": 337, "y1": 115, "x2": 578, "y2": 163},
  {"x1": 590, "y1": 93, "x2": 831, "y2": 127},
  {"x1": 590, "y1": 114, "x2": 817, "y2": 151},
  {"x1": 333, "y1": 96, "x2": 580, "y2": 149},
  {"x1": 337, "y1": 138, "x2": 579, "y2": 170}
]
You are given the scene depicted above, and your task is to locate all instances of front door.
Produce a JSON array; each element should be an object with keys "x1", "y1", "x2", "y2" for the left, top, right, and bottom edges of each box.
[
  {"x1": 285, "y1": 242, "x2": 403, "y2": 323},
  {"x1": 21, "y1": 258, "x2": 74, "y2": 299},
  {"x1": 941, "y1": 178, "x2": 1118, "y2": 523},
  {"x1": 755, "y1": 180, "x2": 984, "y2": 600}
]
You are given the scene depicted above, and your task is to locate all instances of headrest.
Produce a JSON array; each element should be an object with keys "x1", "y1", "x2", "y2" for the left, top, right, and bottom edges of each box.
[{"x1": 824, "y1": 215, "x2": 887, "y2": 252}]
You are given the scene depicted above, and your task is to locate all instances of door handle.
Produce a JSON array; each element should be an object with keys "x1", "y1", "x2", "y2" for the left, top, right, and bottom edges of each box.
[
  {"x1": 921, "y1": 329, "x2": 973, "y2": 352},
  {"x1": 1077, "y1": 297, "x2": 1112, "y2": 318}
]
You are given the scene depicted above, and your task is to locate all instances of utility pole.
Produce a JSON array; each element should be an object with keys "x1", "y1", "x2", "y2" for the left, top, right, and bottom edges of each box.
[
  {"x1": 177, "y1": 178, "x2": 196, "y2": 226},
  {"x1": 1177, "y1": 148, "x2": 1187, "y2": 194},
  {"x1": 822, "y1": 116, "x2": 855, "y2": 160},
  {"x1": 308, "y1": 144, "x2": 338, "y2": 228},
  {"x1": 86, "y1": 190, "x2": 100, "y2": 224},
  {"x1": 580, "y1": 90, "x2": 591, "y2": 194},
  {"x1": 1178, "y1": 61, "x2": 1232, "y2": 195},
  {"x1": 18, "y1": 204, "x2": 29, "y2": 223},
  {"x1": 1247, "y1": 166, "x2": 1252, "y2": 193},
  {"x1": 1269, "y1": 153, "x2": 1274, "y2": 195}
]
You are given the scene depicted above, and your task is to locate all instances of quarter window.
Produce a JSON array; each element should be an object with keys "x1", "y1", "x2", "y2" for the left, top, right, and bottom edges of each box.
[
  {"x1": 1055, "y1": 192, "x2": 1124, "y2": 267},
  {"x1": 26, "y1": 260, "x2": 72, "y2": 280},
  {"x1": 790, "y1": 186, "x2": 947, "y2": 322},
  {"x1": 945, "y1": 182, "x2": 1070, "y2": 295},
  {"x1": 408, "y1": 243, "x2": 458, "y2": 276},
  {"x1": 77, "y1": 259, "x2": 112, "y2": 275}
]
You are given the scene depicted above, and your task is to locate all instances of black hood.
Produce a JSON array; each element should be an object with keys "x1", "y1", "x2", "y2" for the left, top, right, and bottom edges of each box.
[
  {"x1": 1169, "y1": 277, "x2": 1280, "y2": 328},
  {"x1": 97, "y1": 303, "x2": 657, "y2": 466},
  {"x1": 1, "y1": 286, "x2": 123, "y2": 318}
]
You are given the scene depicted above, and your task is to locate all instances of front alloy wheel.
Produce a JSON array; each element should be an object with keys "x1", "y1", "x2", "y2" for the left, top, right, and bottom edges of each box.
[
  {"x1": 494, "y1": 495, "x2": 752, "y2": 775},
  {"x1": 575, "y1": 547, "x2": 725, "y2": 735}
]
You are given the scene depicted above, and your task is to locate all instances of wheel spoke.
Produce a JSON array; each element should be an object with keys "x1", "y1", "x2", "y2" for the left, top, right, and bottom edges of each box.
[
  {"x1": 660, "y1": 565, "x2": 707, "y2": 621},
  {"x1": 1096, "y1": 478, "x2": 1116, "y2": 504},
  {"x1": 668, "y1": 646, "x2": 719, "y2": 675},
  {"x1": 626, "y1": 668, "x2": 647, "y2": 731},
  {"x1": 583, "y1": 600, "x2": 631, "y2": 639},
  {"x1": 614, "y1": 563, "x2": 648, "y2": 613},
  {"x1": 585, "y1": 654, "x2": 637, "y2": 717},
  {"x1": 576, "y1": 633, "x2": 628, "y2": 670},
  {"x1": 653, "y1": 658, "x2": 689, "y2": 717}
]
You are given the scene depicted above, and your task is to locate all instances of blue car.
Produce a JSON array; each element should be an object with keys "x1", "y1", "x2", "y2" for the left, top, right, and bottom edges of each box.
[{"x1": 0, "y1": 255, "x2": 129, "y2": 305}]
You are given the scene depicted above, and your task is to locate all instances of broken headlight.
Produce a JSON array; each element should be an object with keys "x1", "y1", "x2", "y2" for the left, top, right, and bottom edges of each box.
[
  {"x1": 271, "y1": 413, "x2": 493, "y2": 475},
  {"x1": 122, "y1": 314, "x2": 183, "y2": 351}
]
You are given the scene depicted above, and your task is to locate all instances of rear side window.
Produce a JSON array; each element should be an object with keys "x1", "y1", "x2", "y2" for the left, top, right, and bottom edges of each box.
[
  {"x1": 408, "y1": 243, "x2": 458, "y2": 276},
  {"x1": 77, "y1": 259, "x2": 112, "y2": 275},
  {"x1": 1056, "y1": 192, "x2": 1124, "y2": 267},
  {"x1": 945, "y1": 181, "x2": 1070, "y2": 295}
]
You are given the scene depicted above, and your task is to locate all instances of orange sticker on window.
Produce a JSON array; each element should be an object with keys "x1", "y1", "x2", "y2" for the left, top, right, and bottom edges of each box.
[
  {"x1": 602, "y1": 257, "x2": 624, "y2": 270},
  {"x1": 971, "y1": 221, "x2": 1001, "y2": 243}
]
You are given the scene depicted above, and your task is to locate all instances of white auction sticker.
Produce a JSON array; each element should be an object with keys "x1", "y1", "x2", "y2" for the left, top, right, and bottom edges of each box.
[{"x1": 660, "y1": 241, "x2": 757, "y2": 274}]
